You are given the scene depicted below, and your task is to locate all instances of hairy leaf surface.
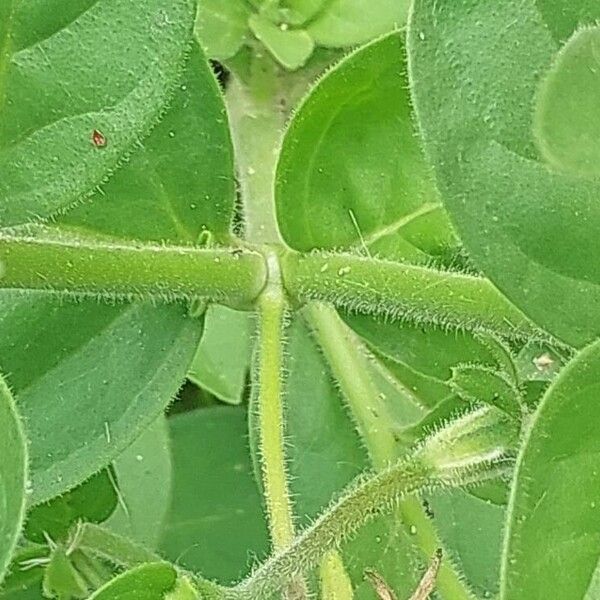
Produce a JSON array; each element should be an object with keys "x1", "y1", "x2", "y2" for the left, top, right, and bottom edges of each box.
[
  {"x1": 501, "y1": 339, "x2": 600, "y2": 600},
  {"x1": 0, "y1": 0, "x2": 195, "y2": 226}
]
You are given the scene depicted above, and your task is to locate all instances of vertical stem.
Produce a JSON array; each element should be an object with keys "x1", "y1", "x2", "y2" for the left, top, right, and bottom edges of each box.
[
  {"x1": 256, "y1": 250, "x2": 295, "y2": 548},
  {"x1": 305, "y1": 302, "x2": 476, "y2": 600},
  {"x1": 320, "y1": 551, "x2": 354, "y2": 600}
]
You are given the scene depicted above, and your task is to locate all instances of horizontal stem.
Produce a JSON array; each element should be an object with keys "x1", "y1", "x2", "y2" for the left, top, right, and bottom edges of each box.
[
  {"x1": 0, "y1": 231, "x2": 266, "y2": 306},
  {"x1": 282, "y1": 251, "x2": 550, "y2": 342}
]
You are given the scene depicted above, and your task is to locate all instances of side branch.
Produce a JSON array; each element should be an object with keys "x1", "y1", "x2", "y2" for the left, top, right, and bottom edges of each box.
[
  {"x1": 0, "y1": 231, "x2": 267, "y2": 306},
  {"x1": 282, "y1": 251, "x2": 554, "y2": 343}
]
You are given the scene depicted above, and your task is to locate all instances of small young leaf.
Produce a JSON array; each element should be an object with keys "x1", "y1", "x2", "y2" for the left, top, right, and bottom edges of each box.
[
  {"x1": 87, "y1": 563, "x2": 177, "y2": 599},
  {"x1": 307, "y1": 0, "x2": 408, "y2": 47},
  {"x1": 534, "y1": 26, "x2": 600, "y2": 178},
  {"x1": 450, "y1": 365, "x2": 522, "y2": 419},
  {"x1": 0, "y1": 375, "x2": 27, "y2": 585},
  {"x1": 501, "y1": 339, "x2": 600, "y2": 599},
  {"x1": 0, "y1": 0, "x2": 195, "y2": 226},
  {"x1": 249, "y1": 14, "x2": 314, "y2": 70},
  {"x1": 195, "y1": 0, "x2": 251, "y2": 60}
]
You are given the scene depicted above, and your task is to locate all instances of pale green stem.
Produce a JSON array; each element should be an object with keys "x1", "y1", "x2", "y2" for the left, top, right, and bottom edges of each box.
[
  {"x1": 255, "y1": 250, "x2": 296, "y2": 549},
  {"x1": 225, "y1": 60, "x2": 285, "y2": 244},
  {"x1": 283, "y1": 251, "x2": 557, "y2": 344},
  {"x1": 0, "y1": 231, "x2": 266, "y2": 307},
  {"x1": 320, "y1": 551, "x2": 354, "y2": 600},
  {"x1": 305, "y1": 302, "x2": 478, "y2": 600}
]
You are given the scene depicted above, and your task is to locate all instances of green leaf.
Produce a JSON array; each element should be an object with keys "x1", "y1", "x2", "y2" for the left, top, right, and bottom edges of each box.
[
  {"x1": 429, "y1": 489, "x2": 505, "y2": 599},
  {"x1": 87, "y1": 563, "x2": 177, "y2": 599},
  {"x1": 0, "y1": 375, "x2": 27, "y2": 585},
  {"x1": 450, "y1": 365, "x2": 522, "y2": 419},
  {"x1": 0, "y1": 295, "x2": 202, "y2": 505},
  {"x1": 60, "y1": 41, "x2": 236, "y2": 245},
  {"x1": 535, "y1": 0, "x2": 600, "y2": 42},
  {"x1": 159, "y1": 406, "x2": 269, "y2": 585},
  {"x1": 0, "y1": 0, "x2": 195, "y2": 227},
  {"x1": 195, "y1": 0, "x2": 251, "y2": 61},
  {"x1": 249, "y1": 14, "x2": 314, "y2": 70},
  {"x1": 42, "y1": 546, "x2": 88, "y2": 600},
  {"x1": 188, "y1": 305, "x2": 254, "y2": 405},
  {"x1": 24, "y1": 469, "x2": 117, "y2": 545},
  {"x1": 407, "y1": 0, "x2": 600, "y2": 347},
  {"x1": 276, "y1": 32, "x2": 449, "y2": 260},
  {"x1": 279, "y1": 0, "x2": 327, "y2": 24},
  {"x1": 534, "y1": 26, "x2": 600, "y2": 178},
  {"x1": 0, "y1": 547, "x2": 47, "y2": 599},
  {"x1": 307, "y1": 0, "x2": 408, "y2": 47},
  {"x1": 500, "y1": 339, "x2": 600, "y2": 600},
  {"x1": 106, "y1": 416, "x2": 172, "y2": 549}
]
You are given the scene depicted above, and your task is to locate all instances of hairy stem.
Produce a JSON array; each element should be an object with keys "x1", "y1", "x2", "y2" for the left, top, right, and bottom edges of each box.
[
  {"x1": 305, "y1": 302, "x2": 478, "y2": 600},
  {"x1": 232, "y1": 454, "x2": 509, "y2": 600},
  {"x1": 0, "y1": 230, "x2": 266, "y2": 306},
  {"x1": 255, "y1": 250, "x2": 296, "y2": 549},
  {"x1": 283, "y1": 251, "x2": 555, "y2": 343}
]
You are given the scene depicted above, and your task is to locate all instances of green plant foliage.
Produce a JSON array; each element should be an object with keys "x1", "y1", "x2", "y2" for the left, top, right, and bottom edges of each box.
[
  {"x1": 276, "y1": 32, "x2": 447, "y2": 259},
  {"x1": 159, "y1": 406, "x2": 269, "y2": 584},
  {"x1": 0, "y1": 376, "x2": 27, "y2": 585},
  {"x1": 534, "y1": 25, "x2": 600, "y2": 178},
  {"x1": 87, "y1": 563, "x2": 177, "y2": 599},
  {"x1": 187, "y1": 306, "x2": 254, "y2": 405},
  {"x1": 306, "y1": 0, "x2": 409, "y2": 47},
  {"x1": 0, "y1": 0, "x2": 195, "y2": 226},
  {"x1": 408, "y1": 0, "x2": 600, "y2": 347},
  {"x1": 0, "y1": 295, "x2": 202, "y2": 505},
  {"x1": 0, "y1": 1, "x2": 596, "y2": 598},
  {"x1": 105, "y1": 416, "x2": 172, "y2": 548},
  {"x1": 24, "y1": 469, "x2": 117, "y2": 545},
  {"x1": 501, "y1": 339, "x2": 600, "y2": 600}
]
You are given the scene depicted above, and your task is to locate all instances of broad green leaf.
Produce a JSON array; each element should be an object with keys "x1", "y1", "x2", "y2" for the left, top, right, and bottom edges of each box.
[
  {"x1": 534, "y1": 26, "x2": 600, "y2": 178},
  {"x1": 195, "y1": 0, "x2": 251, "y2": 61},
  {"x1": 307, "y1": 0, "x2": 408, "y2": 47},
  {"x1": 429, "y1": 489, "x2": 505, "y2": 599},
  {"x1": 159, "y1": 406, "x2": 269, "y2": 584},
  {"x1": 188, "y1": 305, "x2": 254, "y2": 405},
  {"x1": 249, "y1": 14, "x2": 314, "y2": 70},
  {"x1": 106, "y1": 416, "x2": 172, "y2": 548},
  {"x1": 276, "y1": 32, "x2": 449, "y2": 260},
  {"x1": 408, "y1": 0, "x2": 600, "y2": 346},
  {"x1": 0, "y1": 295, "x2": 202, "y2": 505},
  {"x1": 501, "y1": 339, "x2": 600, "y2": 600},
  {"x1": 60, "y1": 41, "x2": 235, "y2": 245},
  {"x1": 0, "y1": 375, "x2": 27, "y2": 584},
  {"x1": 0, "y1": 0, "x2": 195, "y2": 227},
  {"x1": 24, "y1": 469, "x2": 117, "y2": 544},
  {"x1": 88, "y1": 563, "x2": 177, "y2": 599},
  {"x1": 0, "y1": 31, "x2": 232, "y2": 504}
]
